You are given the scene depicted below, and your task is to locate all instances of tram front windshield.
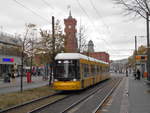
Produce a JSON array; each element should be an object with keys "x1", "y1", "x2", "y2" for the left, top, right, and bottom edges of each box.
[{"x1": 55, "y1": 60, "x2": 79, "y2": 80}]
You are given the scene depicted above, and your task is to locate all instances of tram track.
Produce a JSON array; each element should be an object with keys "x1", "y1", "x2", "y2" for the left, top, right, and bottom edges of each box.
[
  {"x1": 92, "y1": 77, "x2": 122, "y2": 113},
  {"x1": 61, "y1": 77, "x2": 122, "y2": 113},
  {"x1": 29, "y1": 77, "x2": 122, "y2": 113},
  {"x1": 0, "y1": 92, "x2": 70, "y2": 113}
]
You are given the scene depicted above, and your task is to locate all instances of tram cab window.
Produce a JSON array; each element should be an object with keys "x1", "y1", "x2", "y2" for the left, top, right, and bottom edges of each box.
[{"x1": 55, "y1": 60, "x2": 80, "y2": 80}]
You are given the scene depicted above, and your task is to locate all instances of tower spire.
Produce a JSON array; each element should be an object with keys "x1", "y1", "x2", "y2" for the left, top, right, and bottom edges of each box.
[
  {"x1": 67, "y1": 5, "x2": 72, "y2": 18},
  {"x1": 69, "y1": 10, "x2": 72, "y2": 18}
]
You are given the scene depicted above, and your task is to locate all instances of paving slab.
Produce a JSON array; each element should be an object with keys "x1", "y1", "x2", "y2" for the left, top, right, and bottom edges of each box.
[
  {"x1": 0, "y1": 76, "x2": 49, "y2": 94},
  {"x1": 100, "y1": 74, "x2": 150, "y2": 113},
  {"x1": 129, "y1": 76, "x2": 150, "y2": 113}
]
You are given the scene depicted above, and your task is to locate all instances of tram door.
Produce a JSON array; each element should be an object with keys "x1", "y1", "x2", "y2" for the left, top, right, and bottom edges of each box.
[{"x1": 80, "y1": 63, "x2": 84, "y2": 89}]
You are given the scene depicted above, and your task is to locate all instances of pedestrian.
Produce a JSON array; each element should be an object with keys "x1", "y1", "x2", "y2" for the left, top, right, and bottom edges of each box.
[
  {"x1": 11, "y1": 70, "x2": 16, "y2": 83},
  {"x1": 126, "y1": 69, "x2": 128, "y2": 77},
  {"x1": 137, "y1": 69, "x2": 141, "y2": 80},
  {"x1": 8, "y1": 73, "x2": 11, "y2": 82},
  {"x1": 134, "y1": 71, "x2": 136, "y2": 80}
]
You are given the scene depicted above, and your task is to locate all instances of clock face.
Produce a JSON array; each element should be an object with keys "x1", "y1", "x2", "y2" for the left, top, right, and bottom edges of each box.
[{"x1": 68, "y1": 25, "x2": 71, "y2": 29}]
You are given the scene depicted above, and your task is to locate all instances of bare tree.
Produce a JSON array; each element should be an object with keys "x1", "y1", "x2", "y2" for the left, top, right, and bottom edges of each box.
[
  {"x1": 78, "y1": 25, "x2": 88, "y2": 52},
  {"x1": 113, "y1": 0, "x2": 150, "y2": 19},
  {"x1": 39, "y1": 19, "x2": 64, "y2": 84},
  {"x1": 25, "y1": 24, "x2": 37, "y2": 75},
  {"x1": 39, "y1": 19, "x2": 65, "y2": 64},
  {"x1": 19, "y1": 23, "x2": 37, "y2": 92}
]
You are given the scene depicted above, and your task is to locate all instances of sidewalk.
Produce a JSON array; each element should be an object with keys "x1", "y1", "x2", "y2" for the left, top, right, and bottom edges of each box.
[
  {"x1": 129, "y1": 76, "x2": 150, "y2": 113},
  {"x1": 100, "y1": 74, "x2": 150, "y2": 113},
  {"x1": 0, "y1": 76, "x2": 49, "y2": 94}
]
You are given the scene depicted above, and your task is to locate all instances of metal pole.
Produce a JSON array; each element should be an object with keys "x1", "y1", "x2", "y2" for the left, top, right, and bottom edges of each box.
[
  {"x1": 147, "y1": 12, "x2": 150, "y2": 47},
  {"x1": 30, "y1": 41, "x2": 33, "y2": 76},
  {"x1": 52, "y1": 16, "x2": 55, "y2": 61},
  {"x1": 21, "y1": 42, "x2": 24, "y2": 92},
  {"x1": 135, "y1": 36, "x2": 137, "y2": 53},
  {"x1": 135, "y1": 36, "x2": 137, "y2": 71},
  {"x1": 146, "y1": 12, "x2": 150, "y2": 80},
  {"x1": 49, "y1": 16, "x2": 55, "y2": 86}
]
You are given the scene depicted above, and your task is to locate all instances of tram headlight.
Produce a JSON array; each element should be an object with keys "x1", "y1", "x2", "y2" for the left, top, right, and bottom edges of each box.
[
  {"x1": 73, "y1": 79, "x2": 77, "y2": 81},
  {"x1": 54, "y1": 79, "x2": 58, "y2": 81}
]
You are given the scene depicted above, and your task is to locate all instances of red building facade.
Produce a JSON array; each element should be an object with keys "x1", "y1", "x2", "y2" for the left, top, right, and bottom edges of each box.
[
  {"x1": 64, "y1": 13, "x2": 78, "y2": 53},
  {"x1": 83, "y1": 52, "x2": 110, "y2": 63},
  {"x1": 64, "y1": 13, "x2": 109, "y2": 63}
]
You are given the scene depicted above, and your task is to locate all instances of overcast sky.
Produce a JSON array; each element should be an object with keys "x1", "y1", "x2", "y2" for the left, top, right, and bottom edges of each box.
[{"x1": 0, "y1": 0, "x2": 147, "y2": 60}]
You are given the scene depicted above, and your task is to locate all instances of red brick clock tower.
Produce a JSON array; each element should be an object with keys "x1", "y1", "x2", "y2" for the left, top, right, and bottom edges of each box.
[{"x1": 64, "y1": 12, "x2": 78, "y2": 53}]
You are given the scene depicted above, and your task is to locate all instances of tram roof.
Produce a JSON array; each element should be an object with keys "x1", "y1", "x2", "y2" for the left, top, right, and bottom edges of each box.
[{"x1": 55, "y1": 53, "x2": 108, "y2": 64}]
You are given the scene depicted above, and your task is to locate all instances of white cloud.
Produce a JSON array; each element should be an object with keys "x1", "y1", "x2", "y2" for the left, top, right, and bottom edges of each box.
[{"x1": 0, "y1": 0, "x2": 147, "y2": 60}]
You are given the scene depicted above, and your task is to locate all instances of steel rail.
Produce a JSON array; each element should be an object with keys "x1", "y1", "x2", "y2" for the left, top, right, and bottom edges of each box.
[
  {"x1": 27, "y1": 79, "x2": 111, "y2": 113},
  {"x1": 0, "y1": 91, "x2": 61, "y2": 113},
  {"x1": 92, "y1": 78, "x2": 122, "y2": 113},
  {"x1": 60, "y1": 78, "x2": 120, "y2": 113},
  {"x1": 28, "y1": 94, "x2": 72, "y2": 113},
  {"x1": 60, "y1": 87, "x2": 103, "y2": 113},
  {"x1": 28, "y1": 78, "x2": 121, "y2": 113}
]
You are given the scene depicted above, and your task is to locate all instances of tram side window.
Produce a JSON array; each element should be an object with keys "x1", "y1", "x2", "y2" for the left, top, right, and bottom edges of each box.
[
  {"x1": 86, "y1": 64, "x2": 89, "y2": 77},
  {"x1": 76, "y1": 61, "x2": 80, "y2": 79},
  {"x1": 95, "y1": 65, "x2": 97, "y2": 75},
  {"x1": 106, "y1": 66, "x2": 109, "y2": 73},
  {"x1": 96, "y1": 65, "x2": 99, "y2": 75},
  {"x1": 87, "y1": 64, "x2": 90, "y2": 76},
  {"x1": 102, "y1": 67, "x2": 105, "y2": 73},
  {"x1": 100, "y1": 66, "x2": 103, "y2": 74},
  {"x1": 103, "y1": 67, "x2": 107, "y2": 73},
  {"x1": 83, "y1": 64, "x2": 89, "y2": 77},
  {"x1": 82, "y1": 64, "x2": 85, "y2": 77},
  {"x1": 98, "y1": 66, "x2": 101, "y2": 74},
  {"x1": 91, "y1": 65, "x2": 95, "y2": 76}
]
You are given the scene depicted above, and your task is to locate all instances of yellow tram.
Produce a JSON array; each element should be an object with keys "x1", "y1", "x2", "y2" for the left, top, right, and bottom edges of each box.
[{"x1": 52, "y1": 53, "x2": 110, "y2": 90}]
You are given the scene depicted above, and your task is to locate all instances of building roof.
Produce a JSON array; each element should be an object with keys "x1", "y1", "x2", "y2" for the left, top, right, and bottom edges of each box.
[{"x1": 0, "y1": 32, "x2": 22, "y2": 46}]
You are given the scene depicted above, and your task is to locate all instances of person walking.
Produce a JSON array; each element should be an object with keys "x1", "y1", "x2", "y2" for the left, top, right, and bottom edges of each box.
[
  {"x1": 134, "y1": 71, "x2": 137, "y2": 80},
  {"x1": 126, "y1": 69, "x2": 128, "y2": 77},
  {"x1": 11, "y1": 70, "x2": 16, "y2": 83},
  {"x1": 137, "y1": 69, "x2": 141, "y2": 80}
]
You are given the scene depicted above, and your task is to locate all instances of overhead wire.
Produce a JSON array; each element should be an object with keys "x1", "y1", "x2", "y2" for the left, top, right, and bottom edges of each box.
[
  {"x1": 12, "y1": 0, "x2": 50, "y2": 23},
  {"x1": 40, "y1": 0, "x2": 67, "y2": 26},
  {"x1": 108, "y1": 49, "x2": 134, "y2": 51},
  {"x1": 41, "y1": 0, "x2": 54, "y2": 10},
  {"x1": 89, "y1": 0, "x2": 111, "y2": 33},
  {"x1": 110, "y1": 55, "x2": 132, "y2": 56},
  {"x1": 76, "y1": 0, "x2": 135, "y2": 58},
  {"x1": 76, "y1": 0, "x2": 114, "y2": 50}
]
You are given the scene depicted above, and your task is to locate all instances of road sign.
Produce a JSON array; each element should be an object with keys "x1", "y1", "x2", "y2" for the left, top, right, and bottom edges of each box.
[{"x1": 136, "y1": 55, "x2": 147, "y2": 61}]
